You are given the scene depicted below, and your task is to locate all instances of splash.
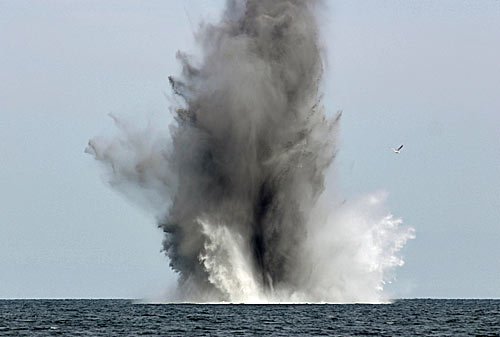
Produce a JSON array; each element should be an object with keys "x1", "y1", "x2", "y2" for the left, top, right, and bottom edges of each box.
[{"x1": 86, "y1": 0, "x2": 414, "y2": 303}]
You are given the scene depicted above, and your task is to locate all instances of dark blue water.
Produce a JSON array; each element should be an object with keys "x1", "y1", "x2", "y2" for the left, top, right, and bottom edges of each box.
[{"x1": 0, "y1": 299, "x2": 499, "y2": 336}]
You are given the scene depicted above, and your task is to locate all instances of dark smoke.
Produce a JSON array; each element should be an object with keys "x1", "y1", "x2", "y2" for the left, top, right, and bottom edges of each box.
[
  {"x1": 164, "y1": 0, "x2": 338, "y2": 296},
  {"x1": 88, "y1": 0, "x2": 342, "y2": 301}
]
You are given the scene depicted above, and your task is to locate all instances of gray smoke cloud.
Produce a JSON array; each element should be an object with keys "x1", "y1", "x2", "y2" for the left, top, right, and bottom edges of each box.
[{"x1": 87, "y1": 0, "x2": 413, "y2": 302}]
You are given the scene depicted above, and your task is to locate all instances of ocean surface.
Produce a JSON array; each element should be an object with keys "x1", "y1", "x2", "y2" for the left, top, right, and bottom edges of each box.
[{"x1": 0, "y1": 299, "x2": 499, "y2": 336}]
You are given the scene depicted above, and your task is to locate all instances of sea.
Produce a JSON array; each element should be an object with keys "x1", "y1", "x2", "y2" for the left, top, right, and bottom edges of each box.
[{"x1": 0, "y1": 299, "x2": 499, "y2": 336}]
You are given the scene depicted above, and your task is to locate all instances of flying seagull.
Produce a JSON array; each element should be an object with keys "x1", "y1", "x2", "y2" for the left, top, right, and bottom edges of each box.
[{"x1": 392, "y1": 144, "x2": 404, "y2": 154}]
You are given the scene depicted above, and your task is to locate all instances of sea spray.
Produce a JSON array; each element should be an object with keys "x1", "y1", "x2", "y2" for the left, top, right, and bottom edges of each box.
[{"x1": 87, "y1": 0, "x2": 414, "y2": 302}]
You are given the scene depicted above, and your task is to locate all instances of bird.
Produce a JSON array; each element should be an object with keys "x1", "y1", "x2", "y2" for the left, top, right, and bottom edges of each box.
[{"x1": 392, "y1": 144, "x2": 404, "y2": 154}]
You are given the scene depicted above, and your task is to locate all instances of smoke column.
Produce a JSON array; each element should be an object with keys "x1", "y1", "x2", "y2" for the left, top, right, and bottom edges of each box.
[{"x1": 86, "y1": 0, "x2": 414, "y2": 302}]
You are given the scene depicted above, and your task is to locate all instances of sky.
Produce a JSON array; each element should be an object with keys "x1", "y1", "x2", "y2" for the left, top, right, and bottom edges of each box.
[{"x1": 1, "y1": 0, "x2": 499, "y2": 299}]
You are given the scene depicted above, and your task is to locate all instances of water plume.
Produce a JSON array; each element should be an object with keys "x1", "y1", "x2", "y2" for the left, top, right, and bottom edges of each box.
[{"x1": 87, "y1": 0, "x2": 414, "y2": 303}]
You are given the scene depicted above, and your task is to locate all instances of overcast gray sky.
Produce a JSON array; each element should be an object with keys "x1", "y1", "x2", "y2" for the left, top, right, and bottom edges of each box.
[{"x1": 1, "y1": 0, "x2": 499, "y2": 299}]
